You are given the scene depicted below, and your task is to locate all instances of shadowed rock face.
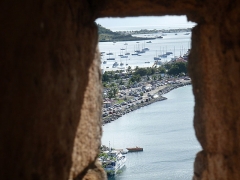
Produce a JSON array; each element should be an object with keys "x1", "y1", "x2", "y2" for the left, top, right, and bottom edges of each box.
[{"x1": 0, "y1": 0, "x2": 239, "y2": 180}]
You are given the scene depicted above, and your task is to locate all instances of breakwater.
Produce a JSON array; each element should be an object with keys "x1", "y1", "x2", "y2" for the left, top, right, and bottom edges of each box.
[{"x1": 102, "y1": 81, "x2": 191, "y2": 125}]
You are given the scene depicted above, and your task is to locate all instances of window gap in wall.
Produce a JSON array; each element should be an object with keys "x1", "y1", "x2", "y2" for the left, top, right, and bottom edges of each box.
[{"x1": 96, "y1": 16, "x2": 200, "y2": 179}]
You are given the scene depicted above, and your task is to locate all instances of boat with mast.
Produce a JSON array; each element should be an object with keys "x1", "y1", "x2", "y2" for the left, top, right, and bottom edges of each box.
[{"x1": 107, "y1": 52, "x2": 115, "y2": 60}]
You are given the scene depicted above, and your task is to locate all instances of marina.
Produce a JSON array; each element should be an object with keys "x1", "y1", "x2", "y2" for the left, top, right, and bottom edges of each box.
[
  {"x1": 99, "y1": 32, "x2": 191, "y2": 71},
  {"x1": 102, "y1": 86, "x2": 201, "y2": 180},
  {"x1": 99, "y1": 29, "x2": 196, "y2": 179}
]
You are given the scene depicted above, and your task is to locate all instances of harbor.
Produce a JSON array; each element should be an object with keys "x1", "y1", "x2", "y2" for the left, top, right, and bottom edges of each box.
[
  {"x1": 99, "y1": 30, "x2": 197, "y2": 179},
  {"x1": 100, "y1": 32, "x2": 191, "y2": 72},
  {"x1": 101, "y1": 86, "x2": 201, "y2": 180}
]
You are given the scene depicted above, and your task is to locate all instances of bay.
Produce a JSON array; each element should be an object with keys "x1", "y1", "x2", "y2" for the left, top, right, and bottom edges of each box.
[
  {"x1": 99, "y1": 32, "x2": 191, "y2": 71},
  {"x1": 102, "y1": 85, "x2": 201, "y2": 180}
]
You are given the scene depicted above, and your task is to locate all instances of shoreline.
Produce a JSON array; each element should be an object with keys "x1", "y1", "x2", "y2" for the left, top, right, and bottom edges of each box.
[{"x1": 102, "y1": 81, "x2": 191, "y2": 125}]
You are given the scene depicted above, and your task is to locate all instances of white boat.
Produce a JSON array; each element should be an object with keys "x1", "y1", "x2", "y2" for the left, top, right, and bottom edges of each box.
[{"x1": 100, "y1": 150, "x2": 126, "y2": 176}]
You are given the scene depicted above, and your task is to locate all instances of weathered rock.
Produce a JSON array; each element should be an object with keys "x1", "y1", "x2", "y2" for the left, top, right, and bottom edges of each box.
[{"x1": 0, "y1": 0, "x2": 240, "y2": 180}]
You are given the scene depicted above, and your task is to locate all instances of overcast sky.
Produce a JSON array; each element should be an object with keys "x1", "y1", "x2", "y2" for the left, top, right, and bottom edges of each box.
[{"x1": 96, "y1": 15, "x2": 196, "y2": 31}]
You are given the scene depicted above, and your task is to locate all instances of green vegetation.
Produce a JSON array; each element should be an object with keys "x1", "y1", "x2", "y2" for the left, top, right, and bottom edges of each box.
[
  {"x1": 97, "y1": 24, "x2": 156, "y2": 42},
  {"x1": 164, "y1": 62, "x2": 188, "y2": 76},
  {"x1": 102, "y1": 61, "x2": 188, "y2": 101}
]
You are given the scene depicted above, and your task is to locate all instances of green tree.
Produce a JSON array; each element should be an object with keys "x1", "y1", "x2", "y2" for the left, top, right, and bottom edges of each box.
[
  {"x1": 134, "y1": 68, "x2": 147, "y2": 76},
  {"x1": 152, "y1": 75, "x2": 157, "y2": 80},
  {"x1": 102, "y1": 72, "x2": 110, "y2": 82},
  {"x1": 127, "y1": 79, "x2": 133, "y2": 88},
  {"x1": 167, "y1": 62, "x2": 188, "y2": 76},
  {"x1": 130, "y1": 74, "x2": 141, "y2": 83},
  {"x1": 164, "y1": 63, "x2": 172, "y2": 70},
  {"x1": 113, "y1": 73, "x2": 120, "y2": 80},
  {"x1": 119, "y1": 79, "x2": 124, "y2": 85},
  {"x1": 108, "y1": 86, "x2": 118, "y2": 98},
  {"x1": 127, "y1": 66, "x2": 132, "y2": 74},
  {"x1": 146, "y1": 67, "x2": 155, "y2": 75},
  {"x1": 158, "y1": 66, "x2": 166, "y2": 74}
]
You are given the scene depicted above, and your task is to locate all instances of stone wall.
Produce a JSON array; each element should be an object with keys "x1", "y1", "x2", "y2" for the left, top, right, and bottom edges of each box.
[{"x1": 0, "y1": 0, "x2": 239, "y2": 179}]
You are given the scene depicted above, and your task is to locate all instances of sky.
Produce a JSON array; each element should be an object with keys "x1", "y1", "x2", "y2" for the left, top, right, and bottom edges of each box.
[{"x1": 96, "y1": 15, "x2": 196, "y2": 31}]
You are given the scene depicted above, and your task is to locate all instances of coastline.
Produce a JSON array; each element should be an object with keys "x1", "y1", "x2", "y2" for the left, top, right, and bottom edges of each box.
[{"x1": 102, "y1": 81, "x2": 191, "y2": 125}]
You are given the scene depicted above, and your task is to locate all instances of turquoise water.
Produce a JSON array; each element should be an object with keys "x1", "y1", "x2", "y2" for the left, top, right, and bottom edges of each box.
[{"x1": 102, "y1": 85, "x2": 201, "y2": 180}]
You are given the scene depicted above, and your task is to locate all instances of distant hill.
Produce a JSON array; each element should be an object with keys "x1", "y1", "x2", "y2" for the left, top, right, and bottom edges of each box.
[{"x1": 97, "y1": 24, "x2": 155, "y2": 42}]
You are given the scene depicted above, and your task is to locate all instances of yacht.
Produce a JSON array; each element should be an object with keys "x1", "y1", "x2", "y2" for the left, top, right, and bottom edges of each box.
[{"x1": 100, "y1": 150, "x2": 126, "y2": 176}]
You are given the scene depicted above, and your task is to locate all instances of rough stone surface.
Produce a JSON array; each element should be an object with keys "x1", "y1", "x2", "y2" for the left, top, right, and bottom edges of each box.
[{"x1": 0, "y1": 0, "x2": 240, "y2": 180}]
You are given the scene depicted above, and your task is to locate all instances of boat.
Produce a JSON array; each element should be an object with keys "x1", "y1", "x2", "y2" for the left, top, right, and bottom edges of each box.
[
  {"x1": 126, "y1": 146, "x2": 143, "y2": 152},
  {"x1": 112, "y1": 62, "x2": 119, "y2": 68},
  {"x1": 146, "y1": 41, "x2": 152, "y2": 43},
  {"x1": 184, "y1": 33, "x2": 190, "y2": 35},
  {"x1": 154, "y1": 50, "x2": 161, "y2": 60},
  {"x1": 145, "y1": 61, "x2": 150, "y2": 63},
  {"x1": 166, "y1": 52, "x2": 173, "y2": 55},
  {"x1": 158, "y1": 54, "x2": 167, "y2": 58},
  {"x1": 100, "y1": 150, "x2": 126, "y2": 176},
  {"x1": 154, "y1": 57, "x2": 161, "y2": 60},
  {"x1": 103, "y1": 61, "x2": 107, "y2": 64},
  {"x1": 107, "y1": 58, "x2": 115, "y2": 60},
  {"x1": 156, "y1": 36, "x2": 163, "y2": 38},
  {"x1": 107, "y1": 52, "x2": 115, "y2": 60}
]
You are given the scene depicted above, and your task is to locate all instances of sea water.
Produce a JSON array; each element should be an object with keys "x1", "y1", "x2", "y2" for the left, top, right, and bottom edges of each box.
[
  {"x1": 99, "y1": 32, "x2": 191, "y2": 70},
  {"x1": 102, "y1": 85, "x2": 201, "y2": 180}
]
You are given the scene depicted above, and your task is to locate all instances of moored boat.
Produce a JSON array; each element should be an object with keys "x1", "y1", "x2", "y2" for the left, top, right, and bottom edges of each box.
[
  {"x1": 126, "y1": 146, "x2": 143, "y2": 152},
  {"x1": 99, "y1": 150, "x2": 126, "y2": 176}
]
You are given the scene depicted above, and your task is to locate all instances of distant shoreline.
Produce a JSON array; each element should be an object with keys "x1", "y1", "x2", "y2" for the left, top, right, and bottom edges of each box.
[
  {"x1": 99, "y1": 37, "x2": 156, "y2": 42},
  {"x1": 102, "y1": 81, "x2": 191, "y2": 125}
]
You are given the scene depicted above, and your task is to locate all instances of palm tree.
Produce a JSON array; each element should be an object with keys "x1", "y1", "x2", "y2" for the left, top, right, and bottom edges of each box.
[{"x1": 127, "y1": 66, "x2": 132, "y2": 74}]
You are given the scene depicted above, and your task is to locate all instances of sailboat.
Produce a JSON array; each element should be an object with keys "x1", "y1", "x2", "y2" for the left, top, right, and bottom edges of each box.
[
  {"x1": 125, "y1": 46, "x2": 130, "y2": 55},
  {"x1": 132, "y1": 45, "x2": 138, "y2": 55},
  {"x1": 107, "y1": 52, "x2": 115, "y2": 60},
  {"x1": 154, "y1": 50, "x2": 161, "y2": 60},
  {"x1": 112, "y1": 61, "x2": 119, "y2": 68}
]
